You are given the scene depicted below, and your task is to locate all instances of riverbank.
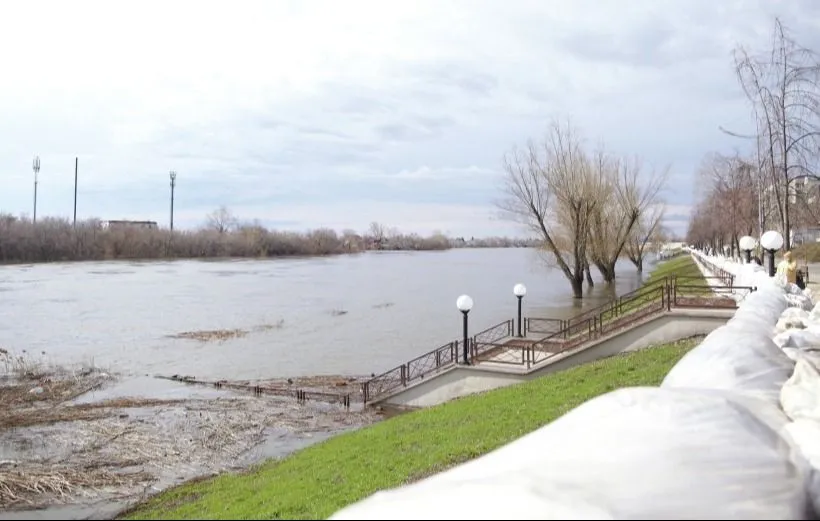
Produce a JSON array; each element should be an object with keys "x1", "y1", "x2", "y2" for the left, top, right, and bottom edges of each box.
[
  {"x1": 0, "y1": 358, "x2": 380, "y2": 518},
  {"x1": 0, "y1": 216, "x2": 537, "y2": 265},
  {"x1": 123, "y1": 336, "x2": 701, "y2": 520}
]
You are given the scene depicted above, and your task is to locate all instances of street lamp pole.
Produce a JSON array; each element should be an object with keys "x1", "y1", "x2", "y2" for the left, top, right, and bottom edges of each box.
[
  {"x1": 169, "y1": 171, "x2": 177, "y2": 231},
  {"x1": 32, "y1": 156, "x2": 40, "y2": 223},
  {"x1": 456, "y1": 295, "x2": 473, "y2": 365},
  {"x1": 513, "y1": 283, "x2": 527, "y2": 337},
  {"x1": 760, "y1": 230, "x2": 784, "y2": 277},
  {"x1": 739, "y1": 236, "x2": 756, "y2": 264}
]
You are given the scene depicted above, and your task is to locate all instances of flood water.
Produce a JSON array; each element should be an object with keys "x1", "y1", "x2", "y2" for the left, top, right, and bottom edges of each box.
[{"x1": 0, "y1": 248, "x2": 649, "y2": 381}]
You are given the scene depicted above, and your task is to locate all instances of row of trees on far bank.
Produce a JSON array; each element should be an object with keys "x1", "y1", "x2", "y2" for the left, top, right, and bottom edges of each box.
[
  {"x1": 499, "y1": 119, "x2": 668, "y2": 299},
  {"x1": 0, "y1": 208, "x2": 534, "y2": 264},
  {"x1": 688, "y1": 18, "x2": 820, "y2": 253}
]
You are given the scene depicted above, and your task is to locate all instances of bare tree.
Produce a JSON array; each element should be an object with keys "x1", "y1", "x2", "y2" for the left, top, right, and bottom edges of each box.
[
  {"x1": 498, "y1": 119, "x2": 598, "y2": 298},
  {"x1": 367, "y1": 222, "x2": 386, "y2": 243},
  {"x1": 695, "y1": 153, "x2": 759, "y2": 255},
  {"x1": 733, "y1": 18, "x2": 820, "y2": 250},
  {"x1": 686, "y1": 151, "x2": 765, "y2": 256},
  {"x1": 587, "y1": 153, "x2": 667, "y2": 282},
  {"x1": 205, "y1": 206, "x2": 238, "y2": 234},
  {"x1": 625, "y1": 203, "x2": 665, "y2": 273}
]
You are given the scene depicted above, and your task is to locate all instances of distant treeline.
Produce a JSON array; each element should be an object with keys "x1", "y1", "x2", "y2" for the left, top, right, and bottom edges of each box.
[{"x1": 0, "y1": 213, "x2": 536, "y2": 264}]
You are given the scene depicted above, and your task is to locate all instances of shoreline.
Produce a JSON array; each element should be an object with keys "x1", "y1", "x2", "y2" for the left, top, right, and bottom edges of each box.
[
  {"x1": 0, "y1": 368, "x2": 382, "y2": 519},
  {"x1": 0, "y1": 246, "x2": 539, "y2": 268}
]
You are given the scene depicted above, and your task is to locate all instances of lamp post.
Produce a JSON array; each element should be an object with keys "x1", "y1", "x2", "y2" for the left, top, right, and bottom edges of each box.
[
  {"x1": 32, "y1": 156, "x2": 40, "y2": 223},
  {"x1": 456, "y1": 295, "x2": 473, "y2": 365},
  {"x1": 739, "y1": 235, "x2": 756, "y2": 264},
  {"x1": 760, "y1": 230, "x2": 784, "y2": 277},
  {"x1": 513, "y1": 283, "x2": 526, "y2": 337},
  {"x1": 169, "y1": 171, "x2": 177, "y2": 231}
]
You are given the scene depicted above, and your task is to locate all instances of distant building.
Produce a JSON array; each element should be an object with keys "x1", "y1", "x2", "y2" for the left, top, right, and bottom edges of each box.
[{"x1": 104, "y1": 220, "x2": 159, "y2": 230}]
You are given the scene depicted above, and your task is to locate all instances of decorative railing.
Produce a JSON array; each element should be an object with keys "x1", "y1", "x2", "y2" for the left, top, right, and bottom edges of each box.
[
  {"x1": 362, "y1": 341, "x2": 458, "y2": 403},
  {"x1": 524, "y1": 317, "x2": 565, "y2": 336},
  {"x1": 472, "y1": 319, "x2": 514, "y2": 345},
  {"x1": 361, "y1": 271, "x2": 756, "y2": 404}
]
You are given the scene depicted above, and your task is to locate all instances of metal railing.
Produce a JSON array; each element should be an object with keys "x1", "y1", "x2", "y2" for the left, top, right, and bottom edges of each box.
[
  {"x1": 472, "y1": 319, "x2": 514, "y2": 345},
  {"x1": 361, "y1": 272, "x2": 755, "y2": 404},
  {"x1": 524, "y1": 317, "x2": 565, "y2": 336},
  {"x1": 362, "y1": 341, "x2": 458, "y2": 403},
  {"x1": 494, "y1": 277, "x2": 754, "y2": 369},
  {"x1": 691, "y1": 255, "x2": 735, "y2": 287}
]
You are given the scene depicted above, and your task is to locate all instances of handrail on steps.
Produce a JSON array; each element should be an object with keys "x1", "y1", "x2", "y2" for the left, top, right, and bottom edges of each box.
[{"x1": 361, "y1": 273, "x2": 752, "y2": 404}]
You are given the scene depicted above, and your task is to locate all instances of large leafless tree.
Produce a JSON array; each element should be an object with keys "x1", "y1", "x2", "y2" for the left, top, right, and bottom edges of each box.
[
  {"x1": 686, "y1": 152, "x2": 761, "y2": 254},
  {"x1": 624, "y1": 203, "x2": 666, "y2": 273},
  {"x1": 587, "y1": 153, "x2": 667, "y2": 282},
  {"x1": 499, "y1": 119, "x2": 665, "y2": 298},
  {"x1": 498, "y1": 120, "x2": 597, "y2": 298},
  {"x1": 733, "y1": 18, "x2": 820, "y2": 250}
]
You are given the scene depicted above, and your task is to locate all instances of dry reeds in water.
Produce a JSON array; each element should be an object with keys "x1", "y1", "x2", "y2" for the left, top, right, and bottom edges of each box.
[{"x1": 0, "y1": 466, "x2": 151, "y2": 508}]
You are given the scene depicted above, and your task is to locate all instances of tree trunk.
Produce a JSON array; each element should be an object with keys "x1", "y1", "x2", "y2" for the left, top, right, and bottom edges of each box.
[
  {"x1": 604, "y1": 261, "x2": 617, "y2": 283},
  {"x1": 594, "y1": 261, "x2": 616, "y2": 283},
  {"x1": 784, "y1": 188, "x2": 791, "y2": 251},
  {"x1": 584, "y1": 261, "x2": 594, "y2": 287},
  {"x1": 571, "y1": 277, "x2": 584, "y2": 299},
  {"x1": 636, "y1": 257, "x2": 643, "y2": 273}
]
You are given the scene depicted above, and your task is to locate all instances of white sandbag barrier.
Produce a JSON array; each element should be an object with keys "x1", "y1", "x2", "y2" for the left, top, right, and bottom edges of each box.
[{"x1": 330, "y1": 250, "x2": 820, "y2": 520}]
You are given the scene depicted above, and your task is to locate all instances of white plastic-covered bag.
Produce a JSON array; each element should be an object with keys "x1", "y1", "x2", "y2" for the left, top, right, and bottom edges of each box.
[
  {"x1": 331, "y1": 388, "x2": 815, "y2": 520},
  {"x1": 783, "y1": 419, "x2": 820, "y2": 469},
  {"x1": 782, "y1": 419, "x2": 820, "y2": 516},
  {"x1": 783, "y1": 308, "x2": 812, "y2": 321},
  {"x1": 782, "y1": 349, "x2": 820, "y2": 370},
  {"x1": 786, "y1": 293, "x2": 814, "y2": 312},
  {"x1": 776, "y1": 316, "x2": 809, "y2": 333},
  {"x1": 781, "y1": 359, "x2": 820, "y2": 422},
  {"x1": 787, "y1": 282, "x2": 807, "y2": 296},
  {"x1": 773, "y1": 330, "x2": 820, "y2": 349},
  {"x1": 733, "y1": 290, "x2": 788, "y2": 326},
  {"x1": 662, "y1": 326, "x2": 795, "y2": 405}
]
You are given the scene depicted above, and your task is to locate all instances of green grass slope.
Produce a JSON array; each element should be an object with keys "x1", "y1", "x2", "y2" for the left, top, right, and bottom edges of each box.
[{"x1": 124, "y1": 336, "x2": 699, "y2": 520}]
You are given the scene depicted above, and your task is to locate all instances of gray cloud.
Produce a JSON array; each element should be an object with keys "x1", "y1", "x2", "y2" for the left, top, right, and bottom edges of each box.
[{"x1": 3, "y1": 1, "x2": 820, "y2": 239}]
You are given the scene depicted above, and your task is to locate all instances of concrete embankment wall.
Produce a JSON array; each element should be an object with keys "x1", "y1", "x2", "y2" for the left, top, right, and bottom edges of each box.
[{"x1": 332, "y1": 252, "x2": 820, "y2": 519}]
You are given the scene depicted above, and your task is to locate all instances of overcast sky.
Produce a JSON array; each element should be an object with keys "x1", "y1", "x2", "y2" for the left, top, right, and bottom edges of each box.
[{"x1": 2, "y1": 0, "x2": 819, "y2": 238}]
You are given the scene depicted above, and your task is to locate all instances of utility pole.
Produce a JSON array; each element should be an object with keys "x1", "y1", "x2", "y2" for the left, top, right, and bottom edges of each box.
[
  {"x1": 169, "y1": 171, "x2": 177, "y2": 231},
  {"x1": 73, "y1": 157, "x2": 78, "y2": 228},
  {"x1": 32, "y1": 156, "x2": 40, "y2": 223}
]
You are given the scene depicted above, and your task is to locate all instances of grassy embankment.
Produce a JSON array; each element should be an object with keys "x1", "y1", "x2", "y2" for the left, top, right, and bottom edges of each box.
[
  {"x1": 593, "y1": 253, "x2": 708, "y2": 325},
  {"x1": 124, "y1": 338, "x2": 698, "y2": 520},
  {"x1": 124, "y1": 255, "x2": 704, "y2": 520}
]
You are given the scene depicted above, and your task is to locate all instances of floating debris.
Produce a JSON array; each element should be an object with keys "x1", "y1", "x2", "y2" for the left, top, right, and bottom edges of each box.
[
  {"x1": 168, "y1": 329, "x2": 248, "y2": 342},
  {"x1": 252, "y1": 319, "x2": 285, "y2": 332},
  {"x1": 170, "y1": 320, "x2": 286, "y2": 342}
]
